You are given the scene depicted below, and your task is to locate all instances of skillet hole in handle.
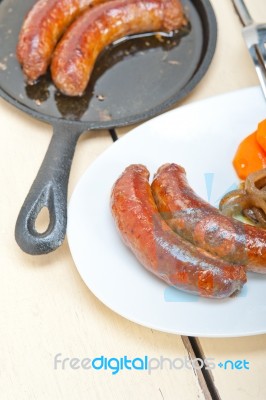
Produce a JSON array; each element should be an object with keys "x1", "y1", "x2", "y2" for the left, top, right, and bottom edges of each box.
[
  {"x1": 25, "y1": 184, "x2": 56, "y2": 237},
  {"x1": 34, "y1": 206, "x2": 51, "y2": 234},
  {"x1": 15, "y1": 123, "x2": 83, "y2": 255}
]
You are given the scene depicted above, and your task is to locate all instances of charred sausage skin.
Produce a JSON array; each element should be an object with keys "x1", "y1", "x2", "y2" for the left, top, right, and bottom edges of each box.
[
  {"x1": 152, "y1": 163, "x2": 266, "y2": 273},
  {"x1": 17, "y1": 0, "x2": 105, "y2": 82},
  {"x1": 111, "y1": 165, "x2": 246, "y2": 298},
  {"x1": 51, "y1": 0, "x2": 187, "y2": 96}
]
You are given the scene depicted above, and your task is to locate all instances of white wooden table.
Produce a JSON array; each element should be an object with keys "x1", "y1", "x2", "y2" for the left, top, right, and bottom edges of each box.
[{"x1": 1, "y1": 1, "x2": 266, "y2": 399}]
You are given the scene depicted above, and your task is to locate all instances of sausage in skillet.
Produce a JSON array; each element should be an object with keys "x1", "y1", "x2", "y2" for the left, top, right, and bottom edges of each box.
[
  {"x1": 51, "y1": 0, "x2": 187, "y2": 96},
  {"x1": 17, "y1": 0, "x2": 106, "y2": 82}
]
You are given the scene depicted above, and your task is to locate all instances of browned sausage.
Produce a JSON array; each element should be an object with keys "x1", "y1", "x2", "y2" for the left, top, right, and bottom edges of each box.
[
  {"x1": 17, "y1": 0, "x2": 106, "y2": 82},
  {"x1": 111, "y1": 164, "x2": 246, "y2": 298},
  {"x1": 151, "y1": 163, "x2": 266, "y2": 273},
  {"x1": 51, "y1": 0, "x2": 187, "y2": 96}
]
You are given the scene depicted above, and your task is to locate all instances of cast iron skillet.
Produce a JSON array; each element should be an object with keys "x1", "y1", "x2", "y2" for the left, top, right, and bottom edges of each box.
[{"x1": 0, "y1": 0, "x2": 217, "y2": 255}]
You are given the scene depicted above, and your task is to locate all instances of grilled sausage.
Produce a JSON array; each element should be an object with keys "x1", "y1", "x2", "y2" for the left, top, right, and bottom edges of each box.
[
  {"x1": 151, "y1": 163, "x2": 266, "y2": 273},
  {"x1": 17, "y1": 0, "x2": 106, "y2": 82},
  {"x1": 111, "y1": 165, "x2": 246, "y2": 298},
  {"x1": 51, "y1": 0, "x2": 187, "y2": 96}
]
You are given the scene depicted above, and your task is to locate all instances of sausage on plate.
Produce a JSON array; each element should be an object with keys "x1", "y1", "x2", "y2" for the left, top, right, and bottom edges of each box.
[
  {"x1": 51, "y1": 0, "x2": 187, "y2": 96},
  {"x1": 151, "y1": 163, "x2": 266, "y2": 273},
  {"x1": 111, "y1": 164, "x2": 246, "y2": 298}
]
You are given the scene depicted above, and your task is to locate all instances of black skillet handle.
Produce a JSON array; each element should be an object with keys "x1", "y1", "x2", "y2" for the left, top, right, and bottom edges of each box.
[{"x1": 15, "y1": 122, "x2": 83, "y2": 255}]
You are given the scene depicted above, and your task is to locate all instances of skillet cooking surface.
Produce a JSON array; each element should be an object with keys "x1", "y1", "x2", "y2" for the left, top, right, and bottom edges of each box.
[{"x1": 0, "y1": 0, "x2": 217, "y2": 128}]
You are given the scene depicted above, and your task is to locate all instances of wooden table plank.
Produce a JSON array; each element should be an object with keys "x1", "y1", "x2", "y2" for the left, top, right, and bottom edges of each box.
[
  {"x1": 196, "y1": 336, "x2": 266, "y2": 400},
  {"x1": 0, "y1": 98, "x2": 207, "y2": 399}
]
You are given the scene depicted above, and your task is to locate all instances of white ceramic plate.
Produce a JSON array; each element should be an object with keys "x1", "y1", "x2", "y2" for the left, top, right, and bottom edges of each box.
[{"x1": 67, "y1": 86, "x2": 266, "y2": 337}]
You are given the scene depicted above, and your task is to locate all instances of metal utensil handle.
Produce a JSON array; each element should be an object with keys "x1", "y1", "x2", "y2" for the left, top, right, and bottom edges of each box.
[
  {"x1": 15, "y1": 123, "x2": 82, "y2": 255},
  {"x1": 249, "y1": 46, "x2": 266, "y2": 100},
  {"x1": 233, "y1": 0, "x2": 254, "y2": 26}
]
